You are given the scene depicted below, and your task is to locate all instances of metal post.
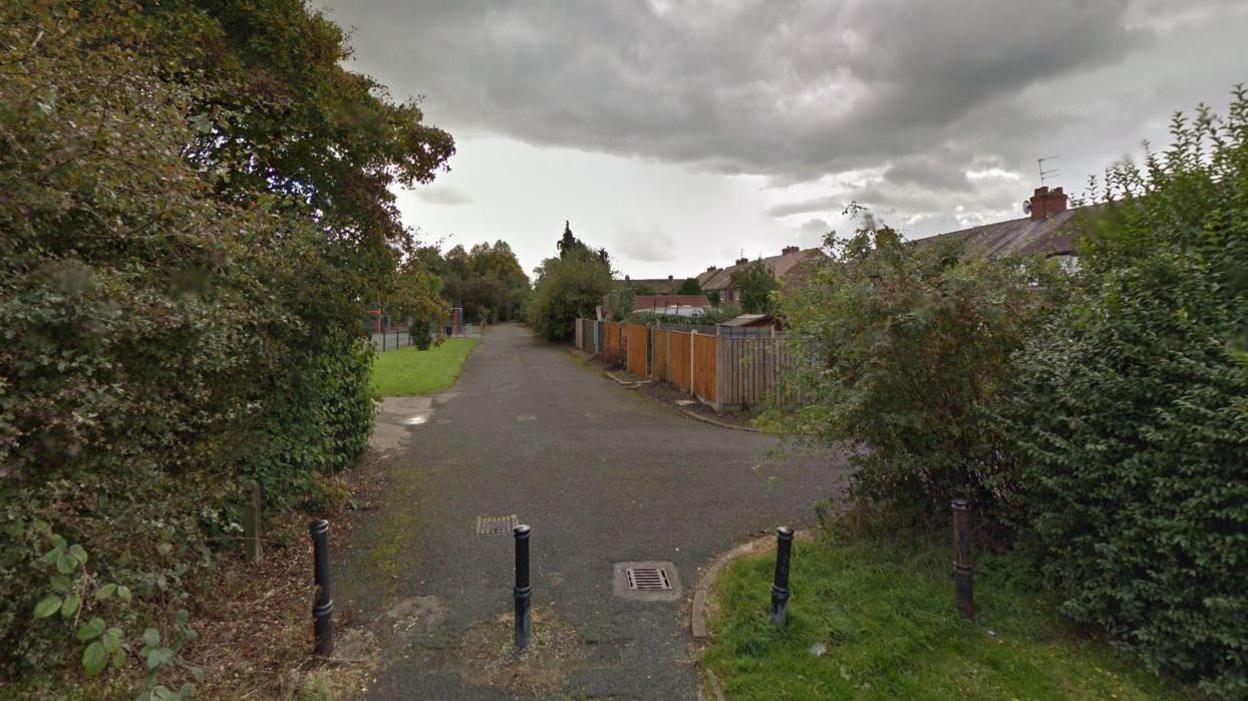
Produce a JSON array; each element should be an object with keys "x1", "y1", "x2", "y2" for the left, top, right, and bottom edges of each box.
[
  {"x1": 309, "y1": 519, "x2": 334, "y2": 656},
  {"x1": 513, "y1": 524, "x2": 532, "y2": 649},
  {"x1": 770, "y1": 526, "x2": 793, "y2": 626},
  {"x1": 952, "y1": 499, "x2": 974, "y2": 619}
]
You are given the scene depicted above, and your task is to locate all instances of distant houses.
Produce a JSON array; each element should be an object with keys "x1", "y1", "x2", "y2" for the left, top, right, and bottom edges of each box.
[
  {"x1": 697, "y1": 246, "x2": 824, "y2": 304},
  {"x1": 618, "y1": 274, "x2": 684, "y2": 295},
  {"x1": 613, "y1": 185, "x2": 1082, "y2": 317},
  {"x1": 616, "y1": 245, "x2": 824, "y2": 309}
]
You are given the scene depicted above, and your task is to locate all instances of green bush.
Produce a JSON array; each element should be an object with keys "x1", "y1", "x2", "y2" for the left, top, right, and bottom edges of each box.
[
  {"x1": 411, "y1": 322, "x2": 434, "y2": 350},
  {"x1": 729, "y1": 260, "x2": 781, "y2": 314},
  {"x1": 0, "y1": 1, "x2": 448, "y2": 693},
  {"x1": 1005, "y1": 92, "x2": 1248, "y2": 697},
  {"x1": 770, "y1": 215, "x2": 1066, "y2": 519},
  {"x1": 525, "y1": 247, "x2": 614, "y2": 341},
  {"x1": 604, "y1": 285, "x2": 636, "y2": 321},
  {"x1": 629, "y1": 303, "x2": 743, "y2": 326}
]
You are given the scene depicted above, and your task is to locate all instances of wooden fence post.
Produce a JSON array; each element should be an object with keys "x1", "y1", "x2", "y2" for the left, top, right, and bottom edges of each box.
[
  {"x1": 244, "y1": 483, "x2": 262, "y2": 564},
  {"x1": 690, "y1": 331, "x2": 696, "y2": 395},
  {"x1": 667, "y1": 330, "x2": 671, "y2": 383}
]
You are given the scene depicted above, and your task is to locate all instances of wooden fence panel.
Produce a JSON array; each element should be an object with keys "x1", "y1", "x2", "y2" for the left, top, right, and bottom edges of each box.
[
  {"x1": 668, "y1": 331, "x2": 692, "y2": 391},
  {"x1": 718, "y1": 336, "x2": 811, "y2": 408},
  {"x1": 693, "y1": 333, "x2": 718, "y2": 403},
  {"x1": 651, "y1": 329, "x2": 669, "y2": 381},
  {"x1": 624, "y1": 323, "x2": 648, "y2": 377},
  {"x1": 600, "y1": 321, "x2": 623, "y2": 364}
]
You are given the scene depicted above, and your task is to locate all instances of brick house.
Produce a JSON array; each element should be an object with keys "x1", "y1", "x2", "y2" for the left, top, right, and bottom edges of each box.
[{"x1": 695, "y1": 246, "x2": 824, "y2": 304}]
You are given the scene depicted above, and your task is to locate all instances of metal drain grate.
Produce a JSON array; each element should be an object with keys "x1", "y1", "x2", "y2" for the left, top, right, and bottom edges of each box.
[
  {"x1": 626, "y1": 566, "x2": 672, "y2": 591},
  {"x1": 475, "y1": 515, "x2": 518, "y2": 536}
]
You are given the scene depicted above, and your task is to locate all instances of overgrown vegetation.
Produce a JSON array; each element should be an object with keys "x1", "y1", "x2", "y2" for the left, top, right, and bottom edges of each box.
[
  {"x1": 768, "y1": 91, "x2": 1248, "y2": 695},
  {"x1": 604, "y1": 285, "x2": 636, "y2": 321},
  {"x1": 0, "y1": 1, "x2": 452, "y2": 695},
  {"x1": 629, "y1": 303, "x2": 744, "y2": 326},
  {"x1": 772, "y1": 212, "x2": 1067, "y2": 519},
  {"x1": 525, "y1": 222, "x2": 615, "y2": 341},
  {"x1": 730, "y1": 260, "x2": 781, "y2": 314},
  {"x1": 1003, "y1": 95, "x2": 1248, "y2": 698}
]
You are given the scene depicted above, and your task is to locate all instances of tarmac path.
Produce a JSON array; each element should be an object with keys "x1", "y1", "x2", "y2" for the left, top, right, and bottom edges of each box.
[{"x1": 338, "y1": 322, "x2": 847, "y2": 699}]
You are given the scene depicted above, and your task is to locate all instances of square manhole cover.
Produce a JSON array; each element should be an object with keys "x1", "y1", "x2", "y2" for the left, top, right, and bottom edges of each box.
[
  {"x1": 613, "y1": 561, "x2": 681, "y2": 601},
  {"x1": 475, "y1": 515, "x2": 518, "y2": 536}
]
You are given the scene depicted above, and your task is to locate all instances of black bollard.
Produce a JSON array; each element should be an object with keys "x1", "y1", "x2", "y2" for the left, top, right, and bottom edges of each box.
[
  {"x1": 952, "y1": 499, "x2": 974, "y2": 619},
  {"x1": 770, "y1": 526, "x2": 793, "y2": 626},
  {"x1": 513, "y1": 524, "x2": 532, "y2": 649},
  {"x1": 309, "y1": 519, "x2": 334, "y2": 656}
]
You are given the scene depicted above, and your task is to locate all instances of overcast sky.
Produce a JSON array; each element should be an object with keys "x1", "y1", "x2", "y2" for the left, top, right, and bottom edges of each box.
[{"x1": 324, "y1": 0, "x2": 1247, "y2": 280}]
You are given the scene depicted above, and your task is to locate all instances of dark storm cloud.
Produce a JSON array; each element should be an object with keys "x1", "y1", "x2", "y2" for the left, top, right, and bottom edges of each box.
[
  {"x1": 331, "y1": 0, "x2": 1142, "y2": 181},
  {"x1": 330, "y1": 0, "x2": 1246, "y2": 238},
  {"x1": 883, "y1": 154, "x2": 973, "y2": 192}
]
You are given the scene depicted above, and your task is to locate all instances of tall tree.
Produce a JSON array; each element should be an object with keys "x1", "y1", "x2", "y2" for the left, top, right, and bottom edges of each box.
[
  {"x1": 556, "y1": 220, "x2": 588, "y2": 258},
  {"x1": 730, "y1": 260, "x2": 780, "y2": 313},
  {"x1": 527, "y1": 227, "x2": 614, "y2": 340},
  {"x1": 427, "y1": 241, "x2": 530, "y2": 322}
]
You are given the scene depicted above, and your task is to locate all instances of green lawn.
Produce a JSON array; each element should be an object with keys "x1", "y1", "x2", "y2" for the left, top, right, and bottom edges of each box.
[
  {"x1": 703, "y1": 533, "x2": 1187, "y2": 700},
  {"x1": 371, "y1": 338, "x2": 477, "y2": 396}
]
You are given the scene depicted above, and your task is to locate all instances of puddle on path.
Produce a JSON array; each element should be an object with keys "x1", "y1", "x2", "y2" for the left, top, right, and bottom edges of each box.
[{"x1": 370, "y1": 392, "x2": 462, "y2": 453}]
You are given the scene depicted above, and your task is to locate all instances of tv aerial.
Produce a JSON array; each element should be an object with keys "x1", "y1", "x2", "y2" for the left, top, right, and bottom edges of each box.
[{"x1": 1037, "y1": 156, "x2": 1061, "y2": 183}]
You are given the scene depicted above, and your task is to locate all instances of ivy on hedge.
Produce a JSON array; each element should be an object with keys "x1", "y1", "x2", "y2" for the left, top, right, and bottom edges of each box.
[{"x1": 0, "y1": 1, "x2": 451, "y2": 693}]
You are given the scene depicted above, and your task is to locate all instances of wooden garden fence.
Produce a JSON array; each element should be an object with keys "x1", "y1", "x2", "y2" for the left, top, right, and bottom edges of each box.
[{"x1": 580, "y1": 320, "x2": 812, "y2": 410}]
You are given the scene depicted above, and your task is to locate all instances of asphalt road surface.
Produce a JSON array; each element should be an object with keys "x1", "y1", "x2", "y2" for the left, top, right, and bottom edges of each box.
[{"x1": 338, "y1": 323, "x2": 847, "y2": 699}]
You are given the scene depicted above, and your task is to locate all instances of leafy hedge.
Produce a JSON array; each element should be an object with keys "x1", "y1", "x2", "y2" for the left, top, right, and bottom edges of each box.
[
  {"x1": 0, "y1": 2, "x2": 450, "y2": 695},
  {"x1": 1006, "y1": 96, "x2": 1248, "y2": 697},
  {"x1": 774, "y1": 92, "x2": 1248, "y2": 696}
]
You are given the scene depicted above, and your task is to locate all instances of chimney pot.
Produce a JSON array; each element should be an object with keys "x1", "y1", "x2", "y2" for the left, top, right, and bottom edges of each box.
[{"x1": 1029, "y1": 185, "x2": 1068, "y2": 221}]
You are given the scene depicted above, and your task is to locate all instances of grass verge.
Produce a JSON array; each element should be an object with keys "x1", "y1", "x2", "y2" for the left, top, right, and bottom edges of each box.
[
  {"x1": 702, "y1": 532, "x2": 1189, "y2": 700},
  {"x1": 371, "y1": 338, "x2": 477, "y2": 396}
]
